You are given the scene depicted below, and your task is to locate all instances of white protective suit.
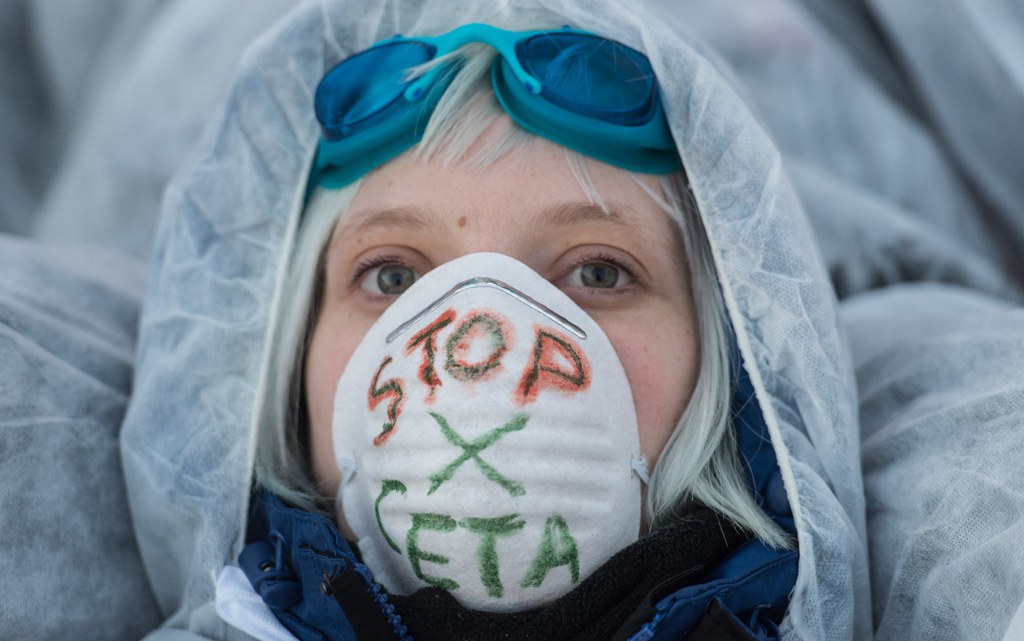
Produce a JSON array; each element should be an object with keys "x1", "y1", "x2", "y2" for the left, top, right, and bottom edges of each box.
[
  {"x1": 1, "y1": 0, "x2": 1023, "y2": 640},
  {"x1": 121, "y1": 0, "x2": 868, "y2": 638}
]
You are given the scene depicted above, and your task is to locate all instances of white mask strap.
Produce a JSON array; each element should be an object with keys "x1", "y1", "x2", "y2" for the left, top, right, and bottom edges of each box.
[
  {"x1": 333, "y1": 457, "x2": 358, "y2": 514},
  {"x1": 630, "y1": 456, "x2": 651, "y2": 486},
  {"x1": 333, "y1": 487, "x2": 345, "y2": 515}
]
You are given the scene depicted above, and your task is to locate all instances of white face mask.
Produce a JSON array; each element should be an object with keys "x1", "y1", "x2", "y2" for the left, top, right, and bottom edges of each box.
[{"x1": 332, "y1": 252, "x2": 644, "y2": 612}]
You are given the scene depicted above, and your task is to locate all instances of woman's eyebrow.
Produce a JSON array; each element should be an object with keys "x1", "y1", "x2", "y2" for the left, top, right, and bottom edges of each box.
[
  {"x1": 342, "y1": 206, "x2": 448, "y2": 235},
  {"x1": 340, "y1": 201, "x2": 630, "y2": 237},
  {"x1": 544, "y1": 202, "x2": 630, "y2": 227}
]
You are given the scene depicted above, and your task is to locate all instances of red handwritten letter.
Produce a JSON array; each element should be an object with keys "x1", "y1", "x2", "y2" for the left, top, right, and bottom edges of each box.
[
  {"x1": 444, "y1": 311, "x2": 509, "y2": 382},
  {"x1": 516, "y1": 327, "x2": 590, "y2": 404},
  {"x1": 406, "y1": 309, "x2": 456, "y2": 399},
  {"x1": 368, "y1": 356, "x2": 405, "y2": 446}
]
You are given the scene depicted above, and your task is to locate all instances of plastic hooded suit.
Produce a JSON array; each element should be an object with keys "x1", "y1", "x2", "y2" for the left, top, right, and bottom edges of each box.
[
  {"x1": 3, "y1": 0, "x2": 1024, "y2": 639},
  {"x1": 120, "y1": 0, "x2": 868, "y2": 638}
]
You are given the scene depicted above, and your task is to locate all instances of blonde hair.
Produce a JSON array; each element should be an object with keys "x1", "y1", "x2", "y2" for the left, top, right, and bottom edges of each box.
[{"x1": 255, "y1": 44, "x2": 791, "y2": 549}]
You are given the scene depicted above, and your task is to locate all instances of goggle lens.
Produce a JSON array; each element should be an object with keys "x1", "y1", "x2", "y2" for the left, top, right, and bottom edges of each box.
[
  {"x1": 316, "y1": 41, "x2": 436, "y2": 140},
  {"x1": 312, "y1": 25, "x2": 679, "y2": 188},
  {"x1": 518, "y1": 33, "x2": 656, "y2": 126}
]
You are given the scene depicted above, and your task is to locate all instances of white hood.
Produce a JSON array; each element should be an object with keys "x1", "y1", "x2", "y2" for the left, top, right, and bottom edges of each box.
[{"x1": 121, "y1": 0, "x2": 868, "y2": 638}]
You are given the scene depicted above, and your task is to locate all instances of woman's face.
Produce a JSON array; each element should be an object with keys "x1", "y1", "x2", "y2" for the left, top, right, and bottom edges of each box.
[{"x1": 305, "y1": 118, "x2": 700, "y2": 501}]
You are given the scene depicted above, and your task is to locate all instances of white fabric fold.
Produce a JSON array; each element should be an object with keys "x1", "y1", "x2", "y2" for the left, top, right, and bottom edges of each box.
[{"x1": 215, "y1": 566, "x2": 298, "y2": 641}]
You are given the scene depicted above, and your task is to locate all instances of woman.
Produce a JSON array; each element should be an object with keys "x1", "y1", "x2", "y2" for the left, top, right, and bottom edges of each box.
[
  {"x1": 120, "y1": 1, "x2": 867, "y2": 639},
  {"x1": 219, "y1": 24, "x2": 791, "y2": 637}
]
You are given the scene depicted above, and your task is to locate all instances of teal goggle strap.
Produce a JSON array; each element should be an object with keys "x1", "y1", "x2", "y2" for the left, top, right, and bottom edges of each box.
[{"x1": 312, "y1": 23, "x2": 681, "y2": 190}]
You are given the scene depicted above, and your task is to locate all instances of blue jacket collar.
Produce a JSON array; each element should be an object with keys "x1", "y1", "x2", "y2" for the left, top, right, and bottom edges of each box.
[{"x1": 240, "y1": 490, "x2": 795, "y2": 641}]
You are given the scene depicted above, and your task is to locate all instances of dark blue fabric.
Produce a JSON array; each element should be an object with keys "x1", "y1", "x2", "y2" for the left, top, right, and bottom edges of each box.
[
  {"x1": 245, "y1": 491, "x2": 791, "y2": 640},
  {"x1": 241, "y1": 491, "x2": 410, "y2": 641},
  {"x1": 629, "y1": 542, "x2": 798, "y2": 641},
  {"x1": 731, "y1": 338, "x2": 795, "y2": 527}
]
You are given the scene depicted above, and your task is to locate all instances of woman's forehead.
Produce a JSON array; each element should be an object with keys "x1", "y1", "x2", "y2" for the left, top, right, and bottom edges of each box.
[{"x1": 337, "y1": 135, "x2": 675, "y2": 240}]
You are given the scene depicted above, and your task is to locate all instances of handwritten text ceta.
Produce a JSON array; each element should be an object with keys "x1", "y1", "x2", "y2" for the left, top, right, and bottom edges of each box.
[{"x1": 376, "y1": 479, "x2": 581, "y2": 598}]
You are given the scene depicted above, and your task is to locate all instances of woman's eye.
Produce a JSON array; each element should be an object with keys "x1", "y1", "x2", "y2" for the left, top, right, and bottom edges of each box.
[
  {"x1": 577, "y1": 262, "x2": 625, "y2": 288},
  {"x1": 361, "y1": 264, "x2": 417, "y2": 295}
]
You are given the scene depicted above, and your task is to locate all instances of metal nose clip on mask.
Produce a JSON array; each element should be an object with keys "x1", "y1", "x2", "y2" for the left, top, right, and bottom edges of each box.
[{"x1": 331, "y1": 252, "x2": 644, "y2": 611}]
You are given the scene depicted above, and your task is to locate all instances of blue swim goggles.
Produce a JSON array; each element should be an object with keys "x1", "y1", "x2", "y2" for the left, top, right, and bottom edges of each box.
[{"x1": 312, "y1": 23, "x2": 680, "y2": 189}]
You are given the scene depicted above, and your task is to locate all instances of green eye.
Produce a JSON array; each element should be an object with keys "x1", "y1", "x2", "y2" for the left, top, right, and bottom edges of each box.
[
  {"x1": 375, "y1": 264, "x2": 417, "y2": 294},
  {"x1": 579, "y1": 262, "x2": 620, "y2": 288}
]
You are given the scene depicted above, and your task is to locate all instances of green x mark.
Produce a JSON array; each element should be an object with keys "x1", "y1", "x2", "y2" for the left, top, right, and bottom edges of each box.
[{"x1": 428, "y1": 412, "x2": 528, "y2": 497}]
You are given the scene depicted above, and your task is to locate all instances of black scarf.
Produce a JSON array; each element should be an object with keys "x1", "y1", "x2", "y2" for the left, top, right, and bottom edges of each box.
[{"x1": 388, "y1": 508, "x2": 748, "y2": 641}]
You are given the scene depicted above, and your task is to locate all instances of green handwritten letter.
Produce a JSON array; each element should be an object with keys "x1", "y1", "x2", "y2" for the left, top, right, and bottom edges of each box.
[{"x1": 521, "y1": 514, "x2": 580, "y2": 588}]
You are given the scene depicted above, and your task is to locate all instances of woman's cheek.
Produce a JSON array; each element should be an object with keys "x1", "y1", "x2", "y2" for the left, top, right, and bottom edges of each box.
[
  {"x1": 603, "y1": 312, "x2": 699, "y2": 464},
  {"x1": 304, "y1": 307, "x2": 371, "y2": 492}
]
